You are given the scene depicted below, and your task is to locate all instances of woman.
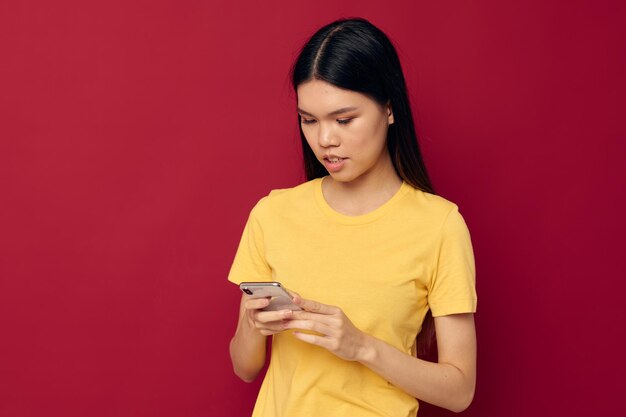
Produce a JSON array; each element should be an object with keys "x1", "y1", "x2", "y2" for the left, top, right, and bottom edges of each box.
[{"x1": 228, "y1": 17, "x2": 477, "y2": 417}]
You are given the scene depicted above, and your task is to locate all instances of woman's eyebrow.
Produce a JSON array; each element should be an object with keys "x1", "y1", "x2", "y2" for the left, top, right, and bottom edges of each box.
[{"x1": 297, "y1": 106, "x2": 358, "y2": 117}]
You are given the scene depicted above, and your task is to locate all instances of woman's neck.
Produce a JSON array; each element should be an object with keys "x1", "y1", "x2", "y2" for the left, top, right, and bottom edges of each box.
[{"x1": 321, "y1": 160, "x2": 403, "y2": 216}]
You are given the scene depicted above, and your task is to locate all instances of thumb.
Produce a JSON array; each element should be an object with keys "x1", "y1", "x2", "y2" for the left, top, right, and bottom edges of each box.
[{"x1": 286, "y1": 289, "x2": 301, "y2": 301}]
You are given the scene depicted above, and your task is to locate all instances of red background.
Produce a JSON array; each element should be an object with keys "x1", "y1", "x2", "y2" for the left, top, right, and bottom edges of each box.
[{"x1": 1, "y1": 1, "x2": 624, "y2": 416}]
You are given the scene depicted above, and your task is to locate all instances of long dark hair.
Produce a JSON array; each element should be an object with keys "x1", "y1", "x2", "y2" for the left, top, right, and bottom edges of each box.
[{"x1": 289, "y1": 17, "x2": 437, "y2": 359}]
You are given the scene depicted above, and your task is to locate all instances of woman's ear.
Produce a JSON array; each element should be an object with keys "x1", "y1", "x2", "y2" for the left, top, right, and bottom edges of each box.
[{"x1": 387, "y1": 101, "x2": 394, "y2": 125}]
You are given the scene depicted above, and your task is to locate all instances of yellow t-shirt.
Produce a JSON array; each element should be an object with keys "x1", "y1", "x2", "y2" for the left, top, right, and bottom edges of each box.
[{"x1": 227, "y1": 177, "x2": 477, "y2": 417}]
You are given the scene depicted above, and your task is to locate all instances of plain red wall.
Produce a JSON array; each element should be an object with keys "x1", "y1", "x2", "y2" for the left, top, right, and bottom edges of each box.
[{"x1": 1, "y1": 1, "x2": 624, "y2": 416}]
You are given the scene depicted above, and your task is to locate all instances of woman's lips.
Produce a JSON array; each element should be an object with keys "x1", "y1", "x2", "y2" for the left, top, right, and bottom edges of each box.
[{"x1": 323, "y1": 157, "x2": 347, "y2": 172}]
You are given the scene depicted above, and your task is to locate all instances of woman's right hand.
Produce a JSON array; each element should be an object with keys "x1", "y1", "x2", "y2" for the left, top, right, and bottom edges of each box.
[{"x1": 244, "y1": 297, "x2": 294, "y2": 336}]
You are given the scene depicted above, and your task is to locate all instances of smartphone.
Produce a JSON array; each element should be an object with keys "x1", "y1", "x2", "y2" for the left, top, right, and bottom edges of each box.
[{"x1": 239, "y1": 281, "x2": 301, "y2": 311}]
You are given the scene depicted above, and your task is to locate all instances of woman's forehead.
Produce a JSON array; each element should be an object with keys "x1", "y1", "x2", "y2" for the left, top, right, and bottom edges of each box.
[{"x1": 296, "y1": 80, "x2": 374, "y2": 114}]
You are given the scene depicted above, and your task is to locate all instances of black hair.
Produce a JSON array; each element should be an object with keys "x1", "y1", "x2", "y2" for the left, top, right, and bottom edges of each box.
[
  {"x1": 289, "y1": 17, "x2": 437, "y2": 358},
  {"x1": 290, "y1": 17, "x2": 434, "y2": 194}
]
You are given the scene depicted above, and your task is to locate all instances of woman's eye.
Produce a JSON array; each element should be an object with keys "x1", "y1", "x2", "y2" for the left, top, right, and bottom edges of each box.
[{"x1": 300, "y1": 118, "x2": 353, "y2": 125}]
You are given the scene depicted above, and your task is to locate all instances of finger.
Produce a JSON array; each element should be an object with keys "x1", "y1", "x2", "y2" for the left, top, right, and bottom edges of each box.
[
  {"x1": 254, "y1": 320, "x2": 289, "y2": 333},
  {"x1": 285, "y1": 289, "x2": 300, "y2": 299},
  {"x1": 252, "y1": 309, "x2": 293, "y2": 323},
  {"x1": 290, "y1": 310, "x2": 338, "y2": 325},
  {"x1": 259, "y1": 329, "x2": 282, "y2": 336},
  {"x1": 244, "y1": 298, "x2": 270, "y2": 310},
  {"x1": 292, "y1": 332, "x2": 338, "y2": 352},
  {"x1": 293, "y1": 296, "x2": 337, "y2": 315},
  {"x1": 285, "y1": 319, "x2": 334, "y2": 336}
]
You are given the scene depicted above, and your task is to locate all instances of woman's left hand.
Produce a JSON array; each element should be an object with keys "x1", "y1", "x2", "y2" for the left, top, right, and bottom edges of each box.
[{"x1": 285, "y1": 295, "x2": 369, "y2": 362}]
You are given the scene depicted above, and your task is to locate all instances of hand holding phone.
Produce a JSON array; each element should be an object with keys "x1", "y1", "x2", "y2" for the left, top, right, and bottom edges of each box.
[{"x1": 239, "y1": 281, "x2": 301, "y2": 311}]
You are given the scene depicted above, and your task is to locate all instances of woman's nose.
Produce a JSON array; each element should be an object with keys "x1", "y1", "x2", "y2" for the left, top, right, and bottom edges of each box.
[{"x1": 318, "y1": 123, "x2": 339, "y2": 147}]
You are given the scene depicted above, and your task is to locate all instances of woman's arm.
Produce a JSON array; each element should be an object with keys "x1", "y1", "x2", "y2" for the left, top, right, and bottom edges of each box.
[
  {"x1": 229, "y1": 295, "x2": 267, "y2": 382},
  {"x1": 360, "y1": 313, "x2": 476, "y2": 412},
  {"x1": 229, "y1": 294, "x2": 295, "y2": 382},
  {"x1": 287, "y1": 297, "x2": 476, "y2": 412}
]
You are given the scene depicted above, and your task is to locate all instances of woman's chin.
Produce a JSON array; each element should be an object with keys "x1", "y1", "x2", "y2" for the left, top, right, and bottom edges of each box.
[{"x1": 327, "y1": 171, "x2": 361, "y2": 184}]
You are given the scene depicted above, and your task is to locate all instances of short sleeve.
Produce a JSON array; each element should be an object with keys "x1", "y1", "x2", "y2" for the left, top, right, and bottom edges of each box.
[
  {"x1": 227, "y1": 197, "x2": 273, "y2": 285},
  {"x1": 427, "y1": 205, "x2": 477, "y2": 317}
]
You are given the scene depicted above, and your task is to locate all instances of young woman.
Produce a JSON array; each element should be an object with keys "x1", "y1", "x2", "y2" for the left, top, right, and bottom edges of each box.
[{"x1": 228, "y1": 17, "x2": 477, "y2": 417}]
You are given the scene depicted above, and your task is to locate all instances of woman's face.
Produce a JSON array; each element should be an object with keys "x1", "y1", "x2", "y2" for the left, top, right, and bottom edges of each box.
[{"x1": 297, "y1": 79, "x2": 394, "y2": 185}]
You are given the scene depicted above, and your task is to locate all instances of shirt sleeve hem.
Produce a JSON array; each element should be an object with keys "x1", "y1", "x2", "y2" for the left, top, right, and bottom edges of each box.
[{"x1": 430, "y1": 299, "x2": 477, "y2": 317}]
